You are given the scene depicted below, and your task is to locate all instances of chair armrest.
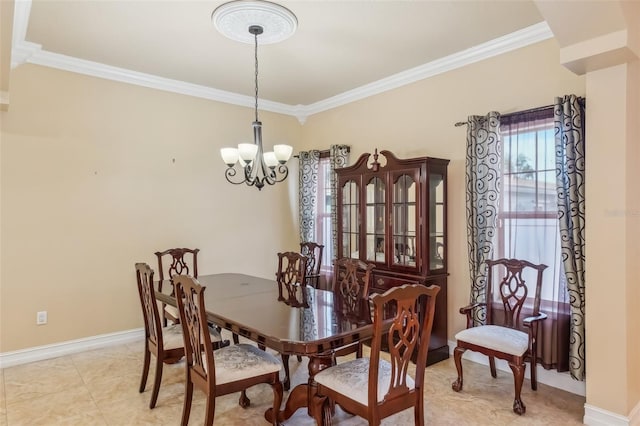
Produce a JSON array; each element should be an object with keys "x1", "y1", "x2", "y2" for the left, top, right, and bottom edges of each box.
[
  {"x1": 459, "y1": 302, "x2": 486, "y2": 329},
  {"x1": 523, "y1": 312, "x2": 547, "y2": 350},
  {"x1": 522, "y1": 312, "x2": 548, "y2": 327}
]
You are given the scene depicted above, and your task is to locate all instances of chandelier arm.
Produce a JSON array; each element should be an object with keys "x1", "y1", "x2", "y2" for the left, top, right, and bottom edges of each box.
[{"x1": 224, "y1": 167, "x2": 250, "y2": 185}]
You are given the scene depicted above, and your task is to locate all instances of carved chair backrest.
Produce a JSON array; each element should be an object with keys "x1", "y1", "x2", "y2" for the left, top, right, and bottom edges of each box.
[
  {"x1": 155, "y1": 248, "x2": 199, "y2": 293},
  {"x1": 485, "y1": 258, "x2": 548, "y2": 329},
  {"x1": 332, "y1": 258, "x2": 375, "y2": 320},
  {"x1": 300, "y1": 242, "x2": 324, "y2": 284},
  {"x1": 368, "y1": 284, "x2": 440, "y2": 409},
  {"x1": 135, "y1": 263, "x2": 163, "y2": 350},
  {"x1": 276, "y1": 251, "x2": 308, "y2": 306},
  {"x1": 174, "y1": 275, "x2": 216, "y2": 389}
]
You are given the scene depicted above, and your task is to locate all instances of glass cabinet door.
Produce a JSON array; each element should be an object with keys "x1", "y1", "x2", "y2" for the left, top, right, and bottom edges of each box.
[
  {"x1": 429, "y1": 172, "x2": 445, "y2": 270},
  {"x1": 365, "y1": 176, "x2": 385, "y2": 263},
  {"x1": 392, "y1": 174, "x2": 417, "y2": 267},
  {"x1": 341, "y1": 180, "x2": 360, "y2": 259}
]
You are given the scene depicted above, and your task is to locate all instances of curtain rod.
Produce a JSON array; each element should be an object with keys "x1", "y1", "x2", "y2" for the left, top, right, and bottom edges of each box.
[
  {"x1": 293, "y1": 147, "x2": 350, "y2": 159},
  {"x1": 454, "y1": 104, "x2": 554, "y2": 127}
]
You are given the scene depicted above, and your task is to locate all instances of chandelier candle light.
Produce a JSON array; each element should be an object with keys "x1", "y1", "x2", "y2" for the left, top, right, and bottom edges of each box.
[{"x1": 214, "y1": 0, "x2": 297, "y2": 190}]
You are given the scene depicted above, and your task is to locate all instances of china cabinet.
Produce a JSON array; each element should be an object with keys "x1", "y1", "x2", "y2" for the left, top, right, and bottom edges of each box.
[{"x1": 336, "y1": 149, "x2": 449, "y2": 364}]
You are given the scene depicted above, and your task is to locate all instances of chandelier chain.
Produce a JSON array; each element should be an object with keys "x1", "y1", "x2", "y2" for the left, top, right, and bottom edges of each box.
[{"x1": 254, "y1": 31, "x2": 259, "y2": 123}]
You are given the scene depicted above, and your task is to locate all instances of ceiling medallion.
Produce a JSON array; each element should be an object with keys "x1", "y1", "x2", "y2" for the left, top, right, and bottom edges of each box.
[{"x1": 212, "y1": 0, "x2": 298, "y2": 45}]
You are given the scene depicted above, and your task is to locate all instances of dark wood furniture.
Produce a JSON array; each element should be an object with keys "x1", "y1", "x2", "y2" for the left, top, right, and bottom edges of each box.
[
  {"x1": 332, "y1": 257, "x2": 375, "y2": 358},
  {"x1": 135, "y1": 263, "x2": 226, "y2": 409},
  {"x1": 155, "y1": 247, "x2": 200, "y2": 325},
  {"x1": 300, "y1": 241, "x2": 324, "y2": 288},
  {"x1": 452, "y1": 258, "x2": 548, "y2": 415},
  {"x1": 336, "y1": 149, "x2": 450, "y2": 364},
  {"x1": 276, "y1": 251, "x2": 308, "y2": 390},
  {"x1": 276, "y1": 251, "x2": 308, "y2": 307},
  {"x1": 173, "y1": 275, "x2": 283, "y2": 426},
  {"x1": 313, "y1": 283, "x2": 440, "y2": 426},
  {"x1": 155, "y1": 273, "x2": 378, "y2": 423},
  {"x1": 135, "y1": 263, "x2": 184, "y2": 409}
]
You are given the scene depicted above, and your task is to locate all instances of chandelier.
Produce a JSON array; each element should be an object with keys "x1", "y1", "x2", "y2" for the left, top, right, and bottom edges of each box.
[{"x1": 213, "y1": 1, "x2": 297, "y2": 190}]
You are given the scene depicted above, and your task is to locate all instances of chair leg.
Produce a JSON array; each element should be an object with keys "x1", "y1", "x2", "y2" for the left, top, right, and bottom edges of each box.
[
  {"x1": 530, "y1": 352, "x2": 538, "y2": 391},
  {"x1": 232, "y1": 333, "x2": 239, "y2": 345},
  {"x1": 508, "y1": 361, "x2": 527, "y2": 415},
  {"x1": 204, "y1": 393, "x2": 215, "y2": 426},
  {"x1": 414, "y1": 390, "x2": 425, "y2": 426},
  {"x1": 139, "y1": 347, "x2": 151, "y2": 393},
  {"x1": 451, "y1": 346, "x2": 465, "y2": 392},
  {"x1": 296, "y1": 355, "x2": 303, "y2": 362},
  {"x1": 489, "y1": 355, "x2": 497, "y2": 378},
  {"x1": 281, "y1": 354, "x2": 291, "y2": 391},
  {"x1": 239, "y1": 390, "x2": 250, "y2": 408},
  {"x1": 149, "y1": 356, "x2": 163, "y2": 408},
  {"x1": 181, "y1": 379, "x2": 193, "y2": 426},
  {"x1": 269, "y1": 379, "x2": 284, "y2": 426}
]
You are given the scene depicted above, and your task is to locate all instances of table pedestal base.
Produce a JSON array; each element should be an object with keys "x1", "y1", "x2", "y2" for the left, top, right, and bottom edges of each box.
[{"x1": 265, "y1": 353, "x2": 334, "y2": 423}]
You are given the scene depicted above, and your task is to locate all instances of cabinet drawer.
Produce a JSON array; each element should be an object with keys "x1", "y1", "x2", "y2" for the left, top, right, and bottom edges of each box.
[{"x1": 371, "y1": 272, "x2": 422, "y2": 293}]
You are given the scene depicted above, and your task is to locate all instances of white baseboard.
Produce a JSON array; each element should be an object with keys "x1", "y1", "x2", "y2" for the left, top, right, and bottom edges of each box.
[
  {"x1": 0, "y1": 328, "x2": 144, "y2": 369},
  {"x1": 584, "y1": 402, "x2": 640, "y2": 426},
  {"x1": 448, "y1": 340, "x2": 586, "y2": 396}
]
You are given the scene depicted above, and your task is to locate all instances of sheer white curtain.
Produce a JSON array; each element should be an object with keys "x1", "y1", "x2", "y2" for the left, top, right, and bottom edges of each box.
[{"x1": 499, "y1": 107, "x2": 570, "y2": 372}]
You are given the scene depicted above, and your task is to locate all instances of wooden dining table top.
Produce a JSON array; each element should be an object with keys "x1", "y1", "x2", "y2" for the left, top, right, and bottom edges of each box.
[{"x1": 155, "y1": 273, "x2": 374, "y2": 357}]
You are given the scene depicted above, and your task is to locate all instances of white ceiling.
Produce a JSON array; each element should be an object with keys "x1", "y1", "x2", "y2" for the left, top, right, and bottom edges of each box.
[{"x1": 12, "y1": 1, "x2": 551, "y2": 119}]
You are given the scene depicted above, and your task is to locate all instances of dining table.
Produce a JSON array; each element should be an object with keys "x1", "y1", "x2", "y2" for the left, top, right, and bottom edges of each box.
[{"x1": 154, "y1": 272, "x2": 376, "y2": 423}]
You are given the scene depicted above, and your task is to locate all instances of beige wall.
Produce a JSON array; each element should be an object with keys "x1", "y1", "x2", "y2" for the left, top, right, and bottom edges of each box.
[
  {"x1": 584, "y1": 58, "x2": 640, "y2": 419},
  {"x1": 584, "y1": 63, "x2": 630, "y2": 417},
  {"x1": 627, "y1": 57, "x2": 640, "y2": 418},
  {"x1": 0, "y1": 65, "x2": 301, "y2": 351},
  {"x1": 300, "y1": 39, "x2": 585, "y2": 342}
]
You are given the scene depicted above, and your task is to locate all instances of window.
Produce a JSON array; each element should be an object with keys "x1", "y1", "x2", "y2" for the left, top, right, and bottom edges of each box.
[{"x1": 498, "y1": 109, "x2": 566, "y2": 303}]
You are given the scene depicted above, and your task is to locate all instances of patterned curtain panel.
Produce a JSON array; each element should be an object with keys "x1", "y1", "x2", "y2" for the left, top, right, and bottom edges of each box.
[
  {"x1": 465, "y1": 112, "x2": 501, "y2": 325},
  {"x1": 554, "y1": 95, "x2": 586, "y2": 381},
  {"x1": 298, "y1": 151, "x2": 320, "y2": 243},
  {"x1": 330, "y1": 145, "x2": 350, "y2": 262}
]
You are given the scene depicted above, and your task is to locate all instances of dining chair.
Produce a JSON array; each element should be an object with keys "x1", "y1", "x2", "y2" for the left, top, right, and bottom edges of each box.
[
  {"x1": 275, "y1": 251, "x2": 308, "y2": 390},
  {"x1": 300, "y1": 241, "x2": 324, "y2": 288},
  {"x1": 173, "y1": 274, "x2": 283, "y2": 426},
  {"x1": 276, "y1": 251, "x2": 308, "y2": 306},
  {"x1": 135, "y1": 262, "x2": 225, "y2": 409},
  {"x1": 155, "y1": 247, "x2": 200, "y2": 326},
  {"x1": 313, "y1": 283, "x2": 440, "y2": 426},
  {"x1": 451, "y1": 258, "x2": 548, "y2": 415},
  {"x1": 332, "y1": 257, "x2": 375, "y2": 358}
]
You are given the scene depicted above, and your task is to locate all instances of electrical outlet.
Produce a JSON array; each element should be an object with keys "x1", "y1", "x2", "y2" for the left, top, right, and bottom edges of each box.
[{"x1": 36, "y1": 311, "x2": 47, "y2": 325}]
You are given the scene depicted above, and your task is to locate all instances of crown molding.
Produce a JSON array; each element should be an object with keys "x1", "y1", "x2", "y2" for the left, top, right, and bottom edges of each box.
[
  {"x1": 300, "y1": 22, "x2": 553, "y2": 118},
  {"x1": 11, "y1": 1, "x2": 552, "y2": 122}
]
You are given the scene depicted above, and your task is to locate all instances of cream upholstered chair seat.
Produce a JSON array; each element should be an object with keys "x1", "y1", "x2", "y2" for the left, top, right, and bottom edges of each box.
[
  {"x1": 163, "y1": 305, "x2": 180, "y2": 323},
  {"x1": 455, "y1": 325, "x2": 528, "y2": 356},
  {"x1": 160, "y1": 324, "x2": 184, "y2": 350},
  {"x1": 162, "y1": 323, "x2": 224, "y2": 351},
  {"x1": 314, "y1": 357, "x2": 415, "y2": 406},
  {"x1": 213, "y1": 344, "x2": 282, "y2": 384}
]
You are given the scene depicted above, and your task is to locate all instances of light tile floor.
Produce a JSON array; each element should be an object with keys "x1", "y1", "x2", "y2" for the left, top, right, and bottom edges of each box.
[{"x1": 0, "y1": 331, "x2": 585, "y2": 425}]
